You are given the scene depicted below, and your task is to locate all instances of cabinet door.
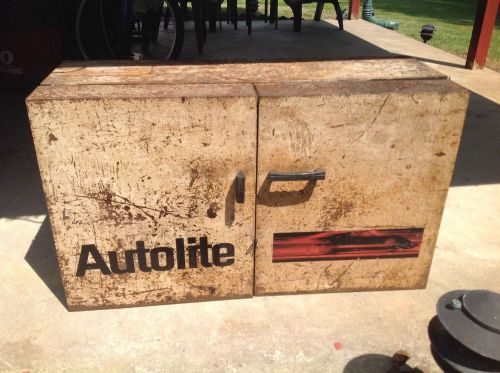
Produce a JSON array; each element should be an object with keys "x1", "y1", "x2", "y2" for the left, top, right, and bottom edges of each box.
[
  {"x1": 28, "y1": 83, "x2": 257, "y2": 310},
  {"x1": 254, "y1": 80, "x2": 467, "y2": 295}
]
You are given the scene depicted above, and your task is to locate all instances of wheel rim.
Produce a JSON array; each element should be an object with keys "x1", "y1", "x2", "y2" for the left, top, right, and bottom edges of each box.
[{"x1": 161, "y1": 0, "x2": 177, "y2": 59}]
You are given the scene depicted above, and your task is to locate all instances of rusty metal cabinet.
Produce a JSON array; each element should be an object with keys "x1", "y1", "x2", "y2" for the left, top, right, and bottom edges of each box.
[
  {"x1": 27, "y1": 59, "x2": 468, "y2": 310},
  {"x1": 254, "y1": 80, "x2": 467, "y2": 295},
  {"x1": 28, "y1": 83, "x2": 258, "y2": 310}
]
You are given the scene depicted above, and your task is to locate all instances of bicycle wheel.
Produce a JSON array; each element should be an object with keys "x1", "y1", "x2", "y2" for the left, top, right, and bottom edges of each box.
[
  {"x1": 75, "y1": 0, "x2": 115, "y2": 59},
  {"x1": 161, "y1": 0, "x2": 184, "y2": 59},
  {"x1": 75, "y1": 0, "x2": 184, "y2": 60}
]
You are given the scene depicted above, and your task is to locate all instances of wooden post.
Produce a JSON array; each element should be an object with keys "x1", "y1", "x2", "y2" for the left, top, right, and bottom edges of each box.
[
  {"x1": 348, "y1": 0, "x2": 360, "y2": 20},
  {"x1": 466, "y1": 0, "x2": 500, "y2": 69}
]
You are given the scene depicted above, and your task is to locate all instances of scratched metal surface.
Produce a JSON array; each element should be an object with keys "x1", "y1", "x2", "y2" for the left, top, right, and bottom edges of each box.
[
  {"x1": 26, "y1": 60, "x2": 468, "y2": 309},
  {"x1": 27, "y1": 84, "x2": 258, "y2": 309},
  {"x1": 40, "y1": 58, "x2": 446, "y2": 86},
  {"x1": 254, "y1": 79, "x2": 468, "y2": 295}
]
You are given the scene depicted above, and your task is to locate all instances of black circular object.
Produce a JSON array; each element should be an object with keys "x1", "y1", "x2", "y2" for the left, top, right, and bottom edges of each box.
[
  {"x1": 429, "y1": 316, "x2": 500, "y2": 373},
  {"x1": 437, "y1": 290, "x2": 500, "y2": 361},
  {"x1": 463, "y1": 291, "x2": 500, "y2": 334}
]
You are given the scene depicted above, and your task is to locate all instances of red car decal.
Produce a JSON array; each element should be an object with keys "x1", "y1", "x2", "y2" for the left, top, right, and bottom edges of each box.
[{"x1": 273, "y1": 228, "x2": 424, "y2": 262}]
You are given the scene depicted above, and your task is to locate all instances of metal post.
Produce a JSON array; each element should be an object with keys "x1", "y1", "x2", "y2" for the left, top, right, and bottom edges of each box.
[
  {"x1": 348, "y1": 0, "x2": 360, "y2": 20},
  {"x1": 466, "y1": 0, "x2": 499, "y2": 69}
]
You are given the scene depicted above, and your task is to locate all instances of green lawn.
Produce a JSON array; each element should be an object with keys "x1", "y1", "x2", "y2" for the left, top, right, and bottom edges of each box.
[{"x1": 251, "y1": 0, "x2": 500, "y2": 70}]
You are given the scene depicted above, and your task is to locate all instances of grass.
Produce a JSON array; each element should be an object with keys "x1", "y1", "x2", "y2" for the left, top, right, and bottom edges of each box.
[{"x1": 237, "y1": 0, "x2": 500, "y2": 70}]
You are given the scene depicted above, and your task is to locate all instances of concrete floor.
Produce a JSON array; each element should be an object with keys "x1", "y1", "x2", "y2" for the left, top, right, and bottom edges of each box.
[{"x1": 1, "y1": 19, "x2": 499, "y2": 372}]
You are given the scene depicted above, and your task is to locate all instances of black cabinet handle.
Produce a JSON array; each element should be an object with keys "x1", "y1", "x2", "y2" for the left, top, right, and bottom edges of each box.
[
  {"x1": 268, "y1": 169, "x2": 326, "y2": 181},
  {"x1": 236, "y1": 171, "x2": 245, "y2": 203}
]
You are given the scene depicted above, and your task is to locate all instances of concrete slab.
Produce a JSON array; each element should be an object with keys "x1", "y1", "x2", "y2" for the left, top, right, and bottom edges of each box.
[{"x1": 1, "y1": 19, "x2": 499, "y2": 372}]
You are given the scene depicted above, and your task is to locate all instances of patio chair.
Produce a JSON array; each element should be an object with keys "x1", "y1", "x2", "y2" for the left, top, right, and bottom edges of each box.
[
  {"x1": 227, "y1": 0, "x2": 238, "y2": 29},
  {"x1": 166, "y1": 0, "x2": 205, "y2": 53},
  {"x1": 226, "y1": 0, "x2": 256, "y2": 34},
  {"x1": 174, "y1": 0, "x2": 223, "y2": 54},
  {"x1": 270, "y1": 0, "x2": 344, "y2": 32},
  {"x1": 205, "y1": 0, "x2": 225, "y2": 33}
]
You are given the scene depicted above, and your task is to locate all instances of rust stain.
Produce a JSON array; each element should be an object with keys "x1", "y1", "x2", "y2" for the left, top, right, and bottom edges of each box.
[
  {"x1": 48, "y1": 133, "x2": 58, "y2": 144},
  {"x1": 189, "y1": 168, "x2": 199, "y2": 188},
  {"x1": 207, "y1": 202, "x2": 220, "y2": 219},
  {"x1": 76, "y1": 184, "x2": 161, "y2": 226},
  {"x1": 319, "y1": 196, "x2": 355, "y2": 229}
]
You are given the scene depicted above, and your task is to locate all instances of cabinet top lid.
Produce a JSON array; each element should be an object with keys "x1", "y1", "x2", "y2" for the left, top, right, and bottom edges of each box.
[{"x1": 40, "y1": 58, "x2": 446, "y2": 87}]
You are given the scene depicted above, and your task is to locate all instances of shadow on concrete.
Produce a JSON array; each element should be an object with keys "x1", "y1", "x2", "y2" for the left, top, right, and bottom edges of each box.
[
  {"x1": 0, "y1": 90, "x2": 47, "y2": 219},
  {"x1": 24, "y1": 216, "x2": 68, "y2": 309},
  {"x1": 178, "y1": 20, "x2": 400, "y2": 60},
  {"x1": 343, "y1": 353, "x2": 416, "y2": 372},
  {"x1": 410, "y1": 56, "x2": 465, "y2": 69},
  {"x1": 451, "y1": 92, "x2": 500, "y2": 186},
  {"x1": 0, "y1": 90, "x2": 66, "y2": 307}
]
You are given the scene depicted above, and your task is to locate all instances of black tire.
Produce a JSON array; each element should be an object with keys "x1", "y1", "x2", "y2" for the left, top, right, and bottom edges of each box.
[
  {"x1": 74, "y1": 0, "x2": 184, "y2": 60},
  {"x1": 163, "y1": 0, "x2": 184, "y2": 59}
]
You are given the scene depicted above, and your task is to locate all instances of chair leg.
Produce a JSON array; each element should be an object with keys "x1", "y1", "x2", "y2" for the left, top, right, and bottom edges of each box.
[
  {"x1": 152, "y1": 6, "x2": 162, "y2": 41},
  {"x1": 271, "y1": 0, "x2": 278, "y2": 29},
  {"x1": 178, "y1": 0, "x2": 188, "y2": 20},
  {"x1": 142, "y1": 12, "x2": 152, "y2": 53},
  {"x1": 314, "y1": 1, "x2": 324, "y2": 21},
  {"x1": 201, "y1": 3, "x2": 207, "y2": 40},
  {"x1": 208, "y1": 3, "x2": 217, "y2": 32},
  {"x1": 164, "y1": 6, "x2": 171, "y2": 29},
  {"x1": 191, "y1": 0, "x2": 204, "y2": 54},
  {"x1": 229, "y1": 0, "x2": 237, "y2": 29},
  {"x1": 332, "y1": 0, "x2": 343, "y2": 30},
  {"x1": 264, "y1": 0, "x2": 268, "y2": 22},
  {"x1": 219, "y1": 1, "x2": 222, "y2": 29},
  {"x1": 292, "y1": 3, "x2": 301, "y2": 32},
  {"x1": 246, "y1": 0, "x2": 252, "y2": 34},
  {"x1": 234, "y1": 0, "x2": 238, "y2": 30}
]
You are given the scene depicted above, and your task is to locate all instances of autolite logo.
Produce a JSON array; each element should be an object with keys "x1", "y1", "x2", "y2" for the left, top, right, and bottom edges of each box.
[{"x1": 76, "y1": 237, "x2": 235, "y2": 277}]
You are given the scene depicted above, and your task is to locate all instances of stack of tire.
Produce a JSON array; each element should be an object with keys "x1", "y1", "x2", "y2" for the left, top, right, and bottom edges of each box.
[{"x1": 429, "y1": 290, "x2": 500, "y2": 372}]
